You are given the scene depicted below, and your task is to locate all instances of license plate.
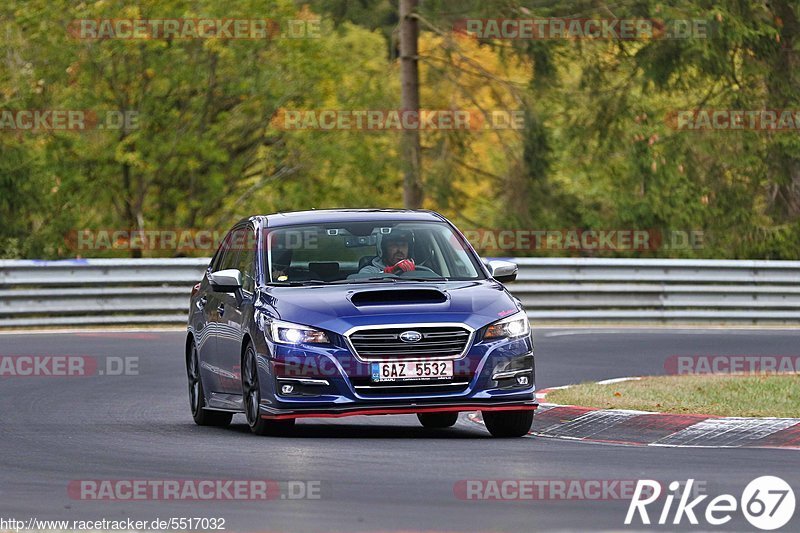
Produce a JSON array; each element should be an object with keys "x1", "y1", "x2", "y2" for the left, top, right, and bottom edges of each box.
[{"x1": 371, "y1": 360, "x2": 454, "y2": 382}]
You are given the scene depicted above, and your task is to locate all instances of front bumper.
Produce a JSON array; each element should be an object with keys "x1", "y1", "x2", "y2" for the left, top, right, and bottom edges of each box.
[{"x1": 258, "y1": 328, "x2": 536, "y2": 418}]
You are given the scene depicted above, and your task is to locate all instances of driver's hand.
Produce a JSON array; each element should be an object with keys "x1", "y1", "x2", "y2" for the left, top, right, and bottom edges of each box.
[{"x1": 384, "y1": 258, "x2": 415, "y2": 274}]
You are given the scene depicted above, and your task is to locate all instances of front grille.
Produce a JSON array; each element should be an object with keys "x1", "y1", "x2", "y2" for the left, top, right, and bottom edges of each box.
[
  {"x1": 354, "y1": 382, "x2": 471, "y2": 396},
  {"x1": 347, "y1": 325, "x2": 471, "y2": 361}
]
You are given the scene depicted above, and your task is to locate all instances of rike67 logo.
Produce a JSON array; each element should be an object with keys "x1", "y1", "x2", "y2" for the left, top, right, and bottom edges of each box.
[{"x1": 625, "y1": 477, "x2": 795, "y2": 530}]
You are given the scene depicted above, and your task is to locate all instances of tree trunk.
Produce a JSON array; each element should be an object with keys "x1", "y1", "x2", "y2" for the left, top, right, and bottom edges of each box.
[
  {"x1": 399, "y1": 0, "x2": 423, "y2": 208},
  {"x1": 767, "y1": 0, "x2": 800, "y2": 218},
  {"x1": 121, "y1": 162, "x2": 143, "y2": 258}
]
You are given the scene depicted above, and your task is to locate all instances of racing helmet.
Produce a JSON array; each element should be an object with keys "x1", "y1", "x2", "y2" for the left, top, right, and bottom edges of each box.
[{"x1": 378, "y1": 228, "x2": 415, "y2": 260}]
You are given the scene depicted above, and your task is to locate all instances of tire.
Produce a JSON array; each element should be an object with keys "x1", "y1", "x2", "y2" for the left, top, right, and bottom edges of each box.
[
  {"x1": 417, "y1": 412, "x2": 459, "y2": 428},
  {"x1": 242, "y1": 342, "x2": 295, "y2": 436},
  {"x1": 482, "y1": 409, "x2": 533, "y2": 438},
  {"x1": 187, "y1": 340, "x2": 233, "y2": 427}
]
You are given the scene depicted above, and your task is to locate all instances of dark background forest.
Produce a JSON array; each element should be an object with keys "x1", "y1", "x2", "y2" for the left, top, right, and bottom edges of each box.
[{"x1": 2, "y1": 0, "x2": 799, "y2": 259}]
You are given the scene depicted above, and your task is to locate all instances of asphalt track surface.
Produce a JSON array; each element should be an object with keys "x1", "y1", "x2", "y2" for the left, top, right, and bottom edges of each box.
[{"x1": 1, "y1": 328, "x2": 799, "y2": 532}]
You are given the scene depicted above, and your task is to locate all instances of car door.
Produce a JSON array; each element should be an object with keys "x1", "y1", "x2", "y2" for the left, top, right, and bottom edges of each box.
[
  {"x1": 215, "y1": 224, "x2": 256, "y2": 394},
  {"x1": 204, "y1": 229, "x2": 242, "y2": 394},
  {"x1": 195, "y1": 250, "x2": 224, "y2": 393}
]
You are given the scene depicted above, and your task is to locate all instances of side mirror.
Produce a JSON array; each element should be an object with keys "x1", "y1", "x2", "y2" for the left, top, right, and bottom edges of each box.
[
  {"x1": 209, "y1": 269, "x2": 242, "y2": 293},
  {"x1": 487, "y1": 260, "x2": 517, "y2": 283}
]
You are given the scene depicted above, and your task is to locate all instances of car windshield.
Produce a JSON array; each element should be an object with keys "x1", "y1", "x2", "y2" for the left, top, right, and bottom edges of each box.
[{"x1": 265, "y1": 221, "x2": 484, "y2": 284}]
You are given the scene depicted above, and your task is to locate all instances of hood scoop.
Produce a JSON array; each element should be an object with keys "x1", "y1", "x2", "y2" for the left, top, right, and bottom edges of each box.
[{"x1": 350, "y1": 288, "x2": 447, "y2": 306}]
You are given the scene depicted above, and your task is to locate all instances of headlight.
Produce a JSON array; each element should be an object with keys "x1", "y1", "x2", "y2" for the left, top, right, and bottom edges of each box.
[
  {"x1": 269, "y1": 319, "x2": 330, "y2": 345},
  {"x1": 484, "y1": 310, "x2": 530, "y2": 340}
]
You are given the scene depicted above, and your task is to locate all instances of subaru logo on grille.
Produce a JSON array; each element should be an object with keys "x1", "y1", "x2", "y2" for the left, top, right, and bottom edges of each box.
[{"x1": 399, "y1": 330, "x2": 422, "y2": 343}]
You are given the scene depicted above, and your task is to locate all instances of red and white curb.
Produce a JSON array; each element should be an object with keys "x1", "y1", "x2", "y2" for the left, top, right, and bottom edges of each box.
[{"x1": 471, "y1": 377, "x2": 800, "y2": 449}]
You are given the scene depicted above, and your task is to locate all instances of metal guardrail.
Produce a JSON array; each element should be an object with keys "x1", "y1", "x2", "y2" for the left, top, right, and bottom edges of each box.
[
  {"x1": 512, "y1": 258, "x2": 800, "y2": 322},
  {"x1": 1, "y1": 257, "x2": 800, "y2": 327},
  {"x1": 0, "y1": 259, "x2": 208, "y2": 327}
]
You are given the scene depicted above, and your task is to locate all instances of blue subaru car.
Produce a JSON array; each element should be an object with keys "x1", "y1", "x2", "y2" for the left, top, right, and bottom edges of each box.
[{"x1": 186, "y1": 209, "x2": 536, "y2": 437}]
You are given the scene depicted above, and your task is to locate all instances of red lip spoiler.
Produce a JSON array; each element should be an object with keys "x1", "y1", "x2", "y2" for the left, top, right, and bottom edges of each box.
[{"x1": 261, "y1": 402, "x2": 538, "y2": 420}]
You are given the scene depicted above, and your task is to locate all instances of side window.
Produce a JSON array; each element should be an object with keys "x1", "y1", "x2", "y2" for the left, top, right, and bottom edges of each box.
[
  {"x1": 209, "y1": 236, "x2": 228, "y2": 272},
  {"x1": 209, "y1": 249, "x2": 222, "y2": 272},
  {"x1": 209, "y1": 245, "x2": 230, "y2": 273},
  {"x1": 215, "y1": 227, "x2": 243, "y2": 272},
  {"x1": 236, "y1": 227, "x2": 256, "y2": 293}
]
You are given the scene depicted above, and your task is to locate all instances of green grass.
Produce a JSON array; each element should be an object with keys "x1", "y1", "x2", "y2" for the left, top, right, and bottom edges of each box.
[{"x1": 545, "y1": 374, "x2": 800, "y2": 418}]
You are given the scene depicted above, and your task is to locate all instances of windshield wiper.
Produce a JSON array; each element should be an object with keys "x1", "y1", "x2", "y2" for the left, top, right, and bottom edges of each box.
[
  {"x1": 265, "y1": 280, "x2": 327, "y2": 286},
  {"x1": 268, "y1": 276, "x2": 449, "y2": 286},
  {"x1": 328, "y1": 276, "x2": 449, "y2": 284},
  {"x1": 326, "y1": 277, "x2": 400, "y2": 284}
]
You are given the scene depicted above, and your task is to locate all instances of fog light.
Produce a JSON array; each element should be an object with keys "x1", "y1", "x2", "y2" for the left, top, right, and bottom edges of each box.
[
  {"x1": 516, "y1": 375, "x2": 529, "y2": 386},
  {"x1": 281, "y1": 384, "x2": 294, "y2": 394}
]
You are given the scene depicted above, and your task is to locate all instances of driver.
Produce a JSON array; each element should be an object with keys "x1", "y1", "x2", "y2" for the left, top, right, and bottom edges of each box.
[{"x1": 359, "y1": 230, "x2": 416, "y2": 274}]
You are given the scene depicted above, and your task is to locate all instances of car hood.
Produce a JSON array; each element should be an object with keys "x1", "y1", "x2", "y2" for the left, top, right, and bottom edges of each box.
[{"x1": 258, "y1": 280, "x2": 520, "y2": 334}]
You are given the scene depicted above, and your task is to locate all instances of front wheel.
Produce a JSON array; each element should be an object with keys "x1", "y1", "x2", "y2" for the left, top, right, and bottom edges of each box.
[
  {"x1": 417, "y1": 412, "x2": 459, "y2": 428},
  {"x1": 242, "y1": 342, "x2": 295, "y2": 436},
  {"x1": 482, "y1": 410, "x2": 533, "y2": 438},
  {"x1": 187, "y1": 341, "x2": 232, "y2": 427}
]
